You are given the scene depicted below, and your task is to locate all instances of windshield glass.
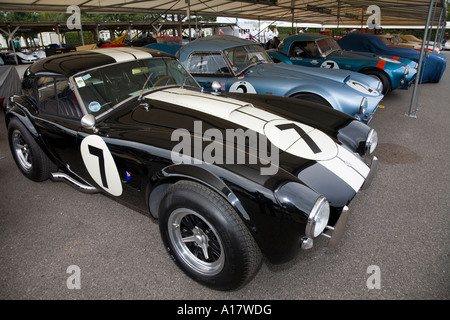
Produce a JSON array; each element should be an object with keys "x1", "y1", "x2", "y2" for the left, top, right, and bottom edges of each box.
[
  {"x1": 73, "y1": 57, "x2": 199, "y2": 117},
  {"x1": 316, "y1": 38, "x2": 341, "y2": 56},
  {"x1": 223, "y1": 45, "x2": 272, "y2": 75}
]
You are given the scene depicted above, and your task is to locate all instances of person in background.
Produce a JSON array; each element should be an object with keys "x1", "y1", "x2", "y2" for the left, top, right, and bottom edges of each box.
[{"x1": 14, "y1": 37, "x2": 21, "y2": 51}]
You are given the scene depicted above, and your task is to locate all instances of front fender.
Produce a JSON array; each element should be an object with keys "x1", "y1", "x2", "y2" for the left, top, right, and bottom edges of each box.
[{"x1": 148, "y1": 164, "x2": 253, "y2": 225}]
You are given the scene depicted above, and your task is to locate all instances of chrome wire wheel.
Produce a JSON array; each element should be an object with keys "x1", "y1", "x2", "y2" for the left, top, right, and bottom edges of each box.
[
  {"x1": 12, "y1": 129, "x2": 32, "y2": 171},
  {"x1": 168, "y1": 208, "x2": 225, "y2": 276}
]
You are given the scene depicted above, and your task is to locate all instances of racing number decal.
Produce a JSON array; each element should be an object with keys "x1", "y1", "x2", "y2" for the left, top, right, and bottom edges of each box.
[
  {"x1": 88, "y1": 145, "x2": 108, "y2": 188},
  {"x1": 275, "y1": 123, "x2": 321, "y2": 154},
  {"x1": 320, "y1": 60, "x2": 339, "y2": 69},
  {"x1": 229, "y1": 81, "x2": 257, "y2": 94},
  {"x1": 80, "y1": 135, "x2": 122, "y2": 196},
  {"x1": 264, "y1": 119, "x2": 338, "y2": 161}
]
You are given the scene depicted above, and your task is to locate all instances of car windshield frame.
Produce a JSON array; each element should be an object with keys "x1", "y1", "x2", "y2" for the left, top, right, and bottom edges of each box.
[
  {"x1": 316, "y1": 37, "x2": 341, "y2": 57},
  {"x1": 71, "y1": 57, "x2": 200, "y2": 119},
  {"x1": 222, "y1": 44, "x2": 272, "y2": 76}
]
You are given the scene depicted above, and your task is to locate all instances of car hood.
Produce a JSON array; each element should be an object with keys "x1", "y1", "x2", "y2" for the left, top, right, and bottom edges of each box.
[
  {"x1": 133, "y1": 88, "x2": 372, "y2": 197},
  {"x1": 333, "y1": 50, "x2": 417, "y2": 69},
  {"x1": 253, "y1": 62, "x2": 353, "y2": 84},
  {"x1": 253, "y1": 62, "x2": 381, "y2": 91},
  {"x1": 329, "y1": 50, "x2": 403, "y2": 65},
  {"x1": 142, "y1": 87, "x2": 338, "y2": 161}
]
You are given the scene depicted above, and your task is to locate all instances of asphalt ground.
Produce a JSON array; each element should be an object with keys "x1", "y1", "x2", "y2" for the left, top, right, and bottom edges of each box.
[{"x1": 0, "y1": 54, "x2": 449, "y2": 301}]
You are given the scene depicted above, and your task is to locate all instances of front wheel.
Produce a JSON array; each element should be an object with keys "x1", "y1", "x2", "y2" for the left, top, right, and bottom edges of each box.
[
  {"x1": 158, "y1": 180, "x2": 262, "y2": 291},
  {"x1": 361, "y1": 69, "x2": 391, "y2": 95},
  {"x1": 291, "y1": 93, "x2": 332, "y2": 108}
]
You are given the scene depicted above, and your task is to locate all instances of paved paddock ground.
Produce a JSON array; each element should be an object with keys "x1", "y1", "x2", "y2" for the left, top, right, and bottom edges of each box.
[{"x1": 0, "y1": 53, "x2": 449, "y2": 300}]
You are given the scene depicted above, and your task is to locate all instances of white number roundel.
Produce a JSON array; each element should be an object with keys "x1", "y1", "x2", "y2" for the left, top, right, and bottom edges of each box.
[
  {"x1": 229, "y1": 81, "x2": 257, "y2": 94},
  {"x1": 320, "y1": 60, "x2": 339, "y2": 69},
  {"x1": 80, "y1": 135, "x2": 123, "y2": 196}
]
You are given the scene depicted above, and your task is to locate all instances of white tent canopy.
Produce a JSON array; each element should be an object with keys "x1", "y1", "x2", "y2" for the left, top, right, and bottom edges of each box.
[
  {"x1": 0, "y1": 0, "x2": 447, "y2": 117},
  {"x1": 0, "y1": 1, "x2": 446, "y2": 27}
]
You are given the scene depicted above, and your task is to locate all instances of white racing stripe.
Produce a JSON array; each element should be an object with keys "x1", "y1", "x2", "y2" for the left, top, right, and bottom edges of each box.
[
  {"x1": 148, "y1": 88, "x2": 249, "y2": 120},
  {"x1": 318, "y1": 145, "x2": 370, "y2": 192},
  {"x1": 337, "y1": 145, "x2": 370, "y2": 177},
  {"x1": 88, "y1": 47, "x2": 153, "y2": 63},
  {"x1": 112, "y1": 47, "x2": 154, "y2": 60},
  {"x1": 318, "y1": 158, "x2": 365, "y2": 192}
]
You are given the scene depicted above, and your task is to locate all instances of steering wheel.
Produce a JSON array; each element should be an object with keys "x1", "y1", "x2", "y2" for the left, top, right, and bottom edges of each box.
[{"x1": 153, "y1": 76, "x2": 177, "y2": 87}]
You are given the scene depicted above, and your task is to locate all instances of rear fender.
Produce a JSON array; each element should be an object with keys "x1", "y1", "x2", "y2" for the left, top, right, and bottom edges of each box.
[
  {"x1": 6, "y1": 104, "x2": 39, "y2": 138},
  {"x1": 6, "y1": 99, "x2": 59, "y2": 168}
]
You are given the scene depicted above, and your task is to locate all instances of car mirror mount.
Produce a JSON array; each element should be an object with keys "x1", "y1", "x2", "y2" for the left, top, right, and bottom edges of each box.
[{"x1": 81, "y1": 114, "x2": 98, "y2": 133}]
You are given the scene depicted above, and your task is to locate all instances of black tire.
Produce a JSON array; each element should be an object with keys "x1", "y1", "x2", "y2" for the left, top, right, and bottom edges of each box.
[
  {"x1": 7, "y1": 117, "x2": 55, "y2": 182},
  {"x1": 291, "y1": 93, "x2": 332, "y2": 108},
  {"x1": 361, "y1": 69, "x2": 391, "y2": 95},
  {"x1": 158, "y1": 180, "x2": 262, "y2": 291}
]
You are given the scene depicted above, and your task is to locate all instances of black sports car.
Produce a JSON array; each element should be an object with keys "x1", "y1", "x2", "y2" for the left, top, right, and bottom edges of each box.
[{"x1": 5, "y1": 47, "x2": 378, "y2": 291}]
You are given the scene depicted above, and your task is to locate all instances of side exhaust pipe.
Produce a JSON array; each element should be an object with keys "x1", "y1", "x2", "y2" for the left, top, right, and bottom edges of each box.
[{"x1": 51, "y1": 172, "x2": 100, "y2": 194}]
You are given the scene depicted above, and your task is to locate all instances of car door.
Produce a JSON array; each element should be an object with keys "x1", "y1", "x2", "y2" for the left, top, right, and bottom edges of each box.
[
  {"x1": 32, "y1": 75, "x2": 86, "y2": 175},
  {"x1": 288, "y1": 40, "x2": 326, "y2": 68}
]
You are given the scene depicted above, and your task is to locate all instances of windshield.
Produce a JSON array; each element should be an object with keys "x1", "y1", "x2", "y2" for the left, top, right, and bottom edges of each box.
[
  {"x1": 223, "y1": 44, "x2": 272, "y2": 75},
  {"x1": 73, "y1": 57, "x2": 199, "y2": 117},
  {"x1": 316, "y1": 38, "x2": 341, "y2": 56}
]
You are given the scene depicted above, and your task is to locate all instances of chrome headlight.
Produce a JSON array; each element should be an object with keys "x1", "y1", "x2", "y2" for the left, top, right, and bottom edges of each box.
[
  {"x1": 305, "y1": 196, "x2": 330, "y2": 238},
  {"x1": 377, "y1": 80, "x2": 383, "y2": 93},
  {"x1": 364, "y1": 129, "x2": 378, "y2": 155},
  {"x1": 274, "y1": 182, "x2": 329, "y2": 238},
  {"x1": 403, "y1": 66, "x2": 409, "y2": 78}
]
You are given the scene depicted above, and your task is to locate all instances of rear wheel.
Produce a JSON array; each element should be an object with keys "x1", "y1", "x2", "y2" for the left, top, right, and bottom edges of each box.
[
  {"x1": 8, "y1": 118, "x2": 55, "y2": 182},
  {"x1": 158, "y1": 180, "x2": 262, "y2": 291}
]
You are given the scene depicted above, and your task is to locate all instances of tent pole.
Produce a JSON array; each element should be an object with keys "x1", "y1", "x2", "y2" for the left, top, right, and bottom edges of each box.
[
  {"x1": 408, "y1": 0, "x2": 435, "y2": 118},
  {"x1": 186, "y1": 0, "x2": 191, "y2": 41},
  {"x1": 433, "y1": 4, "x2": 445, "y2": 50}
]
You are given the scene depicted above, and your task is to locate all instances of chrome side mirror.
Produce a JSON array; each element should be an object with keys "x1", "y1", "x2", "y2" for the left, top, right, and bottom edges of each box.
[
  {"x1": 81, "y1": 114, "x2": 97, "y2": 132},
  {"x1": 211, "y1": 81, "x2": 221, "y2": 95}
]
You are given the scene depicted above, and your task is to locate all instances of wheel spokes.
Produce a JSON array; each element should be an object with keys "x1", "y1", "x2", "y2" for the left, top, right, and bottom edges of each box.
[
  {"x1": 182, "y1": 226, "x2": 211, "y2": 260},
  {"x1": 13, "y1": 131, "x2": 32, "y2": 170},
  {"x1": 168, "y1": 208, "x2": 225, "y2": 276}
]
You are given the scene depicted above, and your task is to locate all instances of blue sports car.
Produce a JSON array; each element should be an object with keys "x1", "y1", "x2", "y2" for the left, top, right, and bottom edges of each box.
[
  {"x1": 267, "y1": 33, "x2": 418, "y2": 95},
  {"x1": 175, "y1": 35, "x2": 383, "y2": 123},
  {"x1": 338, "y1": 33, "x2": 446, "y2": 84}
]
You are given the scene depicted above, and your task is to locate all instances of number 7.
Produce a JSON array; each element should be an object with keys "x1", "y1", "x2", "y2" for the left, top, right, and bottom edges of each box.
[
  {"x1": 88, "y1": 145, "x2": 108, "y2": 188},
  {"x1": 276, "y1": 123, "x2": 322, "y2": 154}
]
